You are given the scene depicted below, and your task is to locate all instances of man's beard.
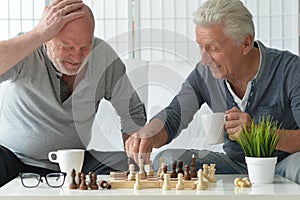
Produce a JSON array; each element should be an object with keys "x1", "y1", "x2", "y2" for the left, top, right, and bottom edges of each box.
[{"x1": 47, "y1": 46, "x2": 88, "y2": 76}]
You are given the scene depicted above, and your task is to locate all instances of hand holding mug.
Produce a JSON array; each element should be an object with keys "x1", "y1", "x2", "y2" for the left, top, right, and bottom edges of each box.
[{"x1": 225, "y1": 107, "x2": 252, "y2": 140}]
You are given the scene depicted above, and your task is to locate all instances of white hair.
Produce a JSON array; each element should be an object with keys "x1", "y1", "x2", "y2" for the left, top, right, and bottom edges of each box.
[{"x1": 193, "y1": 0, "x2": 254, "y2": 46}]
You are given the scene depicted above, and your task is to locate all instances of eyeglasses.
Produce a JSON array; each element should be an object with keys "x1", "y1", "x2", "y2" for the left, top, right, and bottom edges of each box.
[{"x1": 19, "y1": 172, "x2": 66, "y2": 188}]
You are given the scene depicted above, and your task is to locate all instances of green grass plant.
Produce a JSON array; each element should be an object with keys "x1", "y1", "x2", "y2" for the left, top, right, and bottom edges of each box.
[{"x1": 235, "y1": 116, "x2": 280, "y2": 157}]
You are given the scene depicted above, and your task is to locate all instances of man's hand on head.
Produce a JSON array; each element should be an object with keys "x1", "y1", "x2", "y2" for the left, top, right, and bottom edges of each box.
[{"x1": 33, "y1": 0, "x2": 85, "y2": 42}]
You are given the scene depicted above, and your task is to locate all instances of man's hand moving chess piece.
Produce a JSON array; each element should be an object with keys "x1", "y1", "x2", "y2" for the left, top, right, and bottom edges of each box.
[{"x1": 125, "y1": 119, "x2": 168, "y2": 164}]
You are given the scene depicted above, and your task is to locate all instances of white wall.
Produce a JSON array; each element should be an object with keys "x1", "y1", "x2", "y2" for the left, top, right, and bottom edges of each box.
[{"x1": 0, "y1": 0, "x2": 298, "y2": 58}]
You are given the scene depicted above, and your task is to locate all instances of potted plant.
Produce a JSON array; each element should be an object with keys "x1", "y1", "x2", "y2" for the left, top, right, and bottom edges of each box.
[{"x1": 234, "y1": 116, "x2": 281, "y2": 184}]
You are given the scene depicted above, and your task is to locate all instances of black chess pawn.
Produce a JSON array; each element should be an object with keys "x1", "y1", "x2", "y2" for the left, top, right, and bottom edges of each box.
[
  {"x1": 88, "y1": 171, "x2": 93, "y2": 189},
  {"x1": 79, "y1": 173, "x2": 88, "y2": 190},
  {"x1": 160, "y1": 164, "x2": 168, "y2": 180},
  {"x1": 90, "y1": 173, "x2": 99, "y2": 190},
  {"x1": 177, "y1": 160, "x2": 184, "y2": 174},
  {"x1": 183, "y1": 165, "x2": 191, "y2": 180},
  {"x1": 69, "y1": 169, "x2": 78, "y2": 189},
  {"x1": 170, "y1": 161, "x2": 177, "y2": 178}
]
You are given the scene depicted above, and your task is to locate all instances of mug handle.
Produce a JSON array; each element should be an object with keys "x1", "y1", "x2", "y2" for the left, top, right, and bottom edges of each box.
[
  {"x1": 224, "y1": 114, "x2": 227, "y2": 123},
  {"x1": 48, "y1": 151, "x2": 58, "y2": 163}
]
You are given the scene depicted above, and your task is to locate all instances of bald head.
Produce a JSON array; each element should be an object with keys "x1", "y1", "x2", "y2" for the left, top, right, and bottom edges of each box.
[{"x1": 59, "y1": 4, "x2": 95, "y2": 37}]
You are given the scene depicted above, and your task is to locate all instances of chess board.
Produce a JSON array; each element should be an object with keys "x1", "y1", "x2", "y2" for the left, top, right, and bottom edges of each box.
[
  {"x1": 108, "y1": 158, "x2": 217, "y2": 190},
  {"x1": 68, "y1": 156, "x2": 217, "y2": 190},
  {"x1": 108, "y1": 172, "x2": 214, "y2": 189}
]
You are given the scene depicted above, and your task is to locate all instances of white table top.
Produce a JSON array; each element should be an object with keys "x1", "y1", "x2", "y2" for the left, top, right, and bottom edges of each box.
[{"x1": 0, "y1": 175, "x2": 299, "y2": 200}]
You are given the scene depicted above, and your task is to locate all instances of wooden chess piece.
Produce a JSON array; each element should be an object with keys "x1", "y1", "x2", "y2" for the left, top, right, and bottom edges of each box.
[
  {"x1": 170, "y1": 161, "x2": 177, "y2": 178},
  {"x1": 90, "y1": 173, "x2": 99, "y2": 190},
  {"x1": 208, "y1": 163, "x2": 217, "y2": 182},
  {"x1": 146, "y1": 160, "x2": 155, "y2": 177},
  {"x1": 190, "y1": 154, "x2": 197, "y2": 178},
  {"x1": 234, "y1": 177, "x2": 252, "y2": 188},
  {"x1": 177, "y1": 160, "x2": 184, "y2": 174},
  {"x1": 160, "y1": 164, "x2": 168, "y2": 180},
  {"x1": 162, "y1": 174, "x2": 171, "y2": 190},
  {"x1": 79, "y1": 173, "x2": 88, "y2": 190},
  {"x1": 69, "y1": 169, "x2": 78, "y2": 189},
  {"x1": 183, "y1": 165, "x2": 191, "y2": 180},
  {"x1": 134, "y1": 174, "x2": 142, "y2": 190},
  {"x1": 156, "y1": 157, "x2": 164, "y2": 177},
  {"x1": 158, "y1": 163, "x2": 165, "y2": 180},
  {"x1": 138, "y1": 157, "x2": 146, "y2": 179},
  {"x1": 128, "y1": 164, "x2": 136, "y2": 181},
  {"x1": 242, "y1": 177, "x2": 252, "y2": 187},
  {"x1": 88, "y1": 171, "x2": 93, "y2": 189},
  {"x1": 77, "y1": 172, "x2": 82, "y2": 188},
  {"x1": 197, "y1": 169, "x2": 207, "y2": 190},
  {"x1": 202, "y1": 164, "x2": 209, "y2": 177},
  {"x1": 99, "y1": 180, "x2": 112, "y2": 189},
  {"x1": 126, "y1": 157, "x2": 132, "y2": 176},
  {"x1": 176, "y1": 173, "x2": 184, "y2": 190}
]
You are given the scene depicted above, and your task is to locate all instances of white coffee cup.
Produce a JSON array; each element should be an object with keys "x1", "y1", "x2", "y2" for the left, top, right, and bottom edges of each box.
[
  {"x1": 48, "y1": 149, "x2": 85, "y2": 186},
  {"x1": 201, "y1": 112, "x2": 226, "y2": 145}
]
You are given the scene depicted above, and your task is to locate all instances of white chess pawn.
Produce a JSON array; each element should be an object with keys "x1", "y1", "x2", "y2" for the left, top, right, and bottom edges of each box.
[
  {"x1": 128, "y1": 164, "x2": 135, "y2": 181},
  {"x1": 156, "y1": 157, "x2": 164, "y2": 177},
  {"x1": 138, "y1": 157, "x2": 146, "y2": 179},
  {"x1": 162, "y1": 174, "x2": 171, "y2": 190},
  {"x1": 147, "y1": 160, "x2": 155, "y2": 177},
  {"x1": 159, "y1": 163, "x2": 166, "y2": 180},
  {"x1": 202, "y1": 164, "x2": 209, "y2": 177},
  {"x1": 197, "y1": 169, "x2": 207, "y2": 190},
  {"x1": 176, "y1": 173, "x2": 184, "y2": 190},
  {"x1": 208, "y1": 163, "x2": 217, "y2": 182},
  {"x1": 134, "y1": 174, "x2": 142, "y2": 190}
]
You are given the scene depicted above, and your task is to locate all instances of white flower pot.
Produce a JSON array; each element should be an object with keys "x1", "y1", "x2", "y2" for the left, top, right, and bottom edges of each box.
[{"x1": 245, "y1": 156, "x2": 277, "y2": 184}]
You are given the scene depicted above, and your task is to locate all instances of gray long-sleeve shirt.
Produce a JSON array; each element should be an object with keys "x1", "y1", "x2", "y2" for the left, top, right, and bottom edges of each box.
[
  {"x1": 155, "y1": 41, "x2": 300, "y2": 163},
  {"x1": 0, "y1": 38, "x2": 146, "y2": 170}
]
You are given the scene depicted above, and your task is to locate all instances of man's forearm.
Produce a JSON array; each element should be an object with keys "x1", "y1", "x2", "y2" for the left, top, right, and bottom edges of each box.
[
  {"x1": 0, "y1": 30, "x2": 45, "y2": 75},
  {"x1": 277, "y1": 129, "x2": 300, "y2": 153},
  {"x1": 146, "y1": 118, "x2": 168, "y2": 148},
  {"x1": 124, "y1": 118, "x2": 168, "y2": 149}
]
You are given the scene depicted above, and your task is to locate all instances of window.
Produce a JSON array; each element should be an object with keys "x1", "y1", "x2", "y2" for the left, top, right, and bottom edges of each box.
[{"x1": 0, "y1": 0, "x2": 298, "y2": 61}]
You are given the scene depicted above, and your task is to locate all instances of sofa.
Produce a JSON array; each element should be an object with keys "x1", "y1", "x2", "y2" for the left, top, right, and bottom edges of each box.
[{"x1": 88, "y1": 59, "x2": 224, "y2": 161}]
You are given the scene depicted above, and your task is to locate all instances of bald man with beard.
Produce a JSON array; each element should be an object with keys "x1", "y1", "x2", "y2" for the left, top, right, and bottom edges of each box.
[{"x1": 0, "y1": 0, "x2": 146, "y2": 187}]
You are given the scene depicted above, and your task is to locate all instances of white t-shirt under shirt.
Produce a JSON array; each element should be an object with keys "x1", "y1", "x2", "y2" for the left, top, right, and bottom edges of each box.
[{"x1": 225, "y1": 48, "x2": 262, "y2": 111}]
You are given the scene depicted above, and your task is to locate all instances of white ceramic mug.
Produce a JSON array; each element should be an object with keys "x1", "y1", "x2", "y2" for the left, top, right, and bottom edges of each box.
[
  {"x1": 48, "y1": 149, "x2": 85, "y2": 186},
  {"x1": 201, "y1": 112, "x2": 226, "y2": 145}
]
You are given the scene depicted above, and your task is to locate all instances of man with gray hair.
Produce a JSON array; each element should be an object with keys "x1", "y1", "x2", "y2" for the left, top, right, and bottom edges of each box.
[
  {"x1": 125, "y1": 0, "x2": 300, "y2": 184},
  {"x1": 0, "y1": 0, "x2": 146, "y2": 187}
]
